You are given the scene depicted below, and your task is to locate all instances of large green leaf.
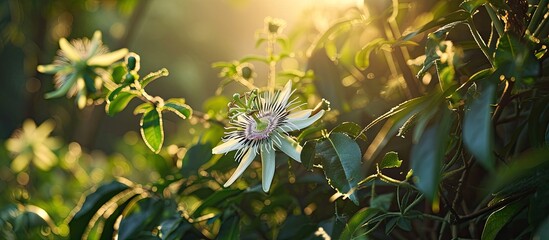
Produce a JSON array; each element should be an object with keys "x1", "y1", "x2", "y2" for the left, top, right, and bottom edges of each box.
[
  {"x1": 410, "y1": 108, "x2": 453, "y2": 201},
  {"x1": 180, "y1": 143, "x2": 212, "y2": 177},
  {"x1": 481, "y1": 200, "x2": 526, "y2": 240},
  {"x1": 140, "y1": 109, "x2": 164, "y2": 154},
  {"x1": 316, "y1": 133, "x2": 364, "y2": 205},
  {"x1": 106, "y1": 92, "x2": 135, "y2": 116},
  {"x1": 69, "y1": 181, "x2": 130, "y2": 240},
  {"x1": 463, "y1": 80, "x2": 496, "y2": 171},
  {"x1": 331, "y1": 122, "x2": 367, "y2": 141},
  {"x1": 301, "y1": 140, "x2": 318, "y2": 171},
  {"x1": 494, "y1": 33, "x2": 539, "y2": 85},
  {"x1": 339, "y1": 208, "x2": 381, "y2": 240}
]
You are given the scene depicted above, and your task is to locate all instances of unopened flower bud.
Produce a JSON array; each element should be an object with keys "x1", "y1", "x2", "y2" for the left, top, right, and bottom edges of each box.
[
  {"x1": 265, "y1": 17, "x2": 286, "y2": 34},
  {"x1": 125, "y1": 52, "x2": 141, "y2": 72},
  {"x1": 312, "y1": 98, "x2": 331, "y2": 115}
]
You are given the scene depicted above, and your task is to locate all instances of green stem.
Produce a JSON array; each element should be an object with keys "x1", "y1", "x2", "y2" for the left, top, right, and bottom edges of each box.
[
  {"x1": 467, "y1": 17, "x2": 494, "y2": 66},
  {"x1": 403, "y1": 194, "x2": 424, "y2": 213},
  {"x1": 527, "y1": 0, "x2": 549, "y2": 34},
  {"x1": 485, "y1": 4, "x2": 504, "y2": 37},
  {"x1": 267, "y1": 33, "x2": 276, "y2": 90}
]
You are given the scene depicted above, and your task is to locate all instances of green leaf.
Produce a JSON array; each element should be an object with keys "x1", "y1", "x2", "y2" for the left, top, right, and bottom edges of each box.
[
  {"x1": 460, "y1": 0, "x2": 487, "y2": 13},
  {"x1": 481, "y1": 200, "x2": 526, "y2": 240},
  {"x1": 417, "y1": 22, "x2": 461, "y2": 78},
  {"x1": 370, "y1": 193, "x2": 394, "y2": 211},
  {"x1": 239, "y1": 55, "x2": 268, "y2": 63},
  {"x1": 307, "y1": 18, "x2": 366, "y2": 57},
  {"x1": 216, "y1": 214, "x2": 240, "y2": 240},
  {"x1": 111, "y1": 64, "x2": 126, "y2": 84},
  {"x1": 401, "y1": 10, "x2": 469, "y2": 41},
  {"x1": 331, "y1": 122, "x2": 367, "y2": 141},
  {"x1": 163, "y1": 98, "x2": 192, "y2": 119},
  {"x1": 463, "y1": 80, "x2": 496, "y2": 171},
  {"x1": 529, "y1": 184, "x2": 549, "y2": 227},
  {"x1": 140, "y1": 109, "x2": 164, "y2": 154},
  {"x1": 355, "y1": 38, "x2": 387, "y2": 70},
  {"x1": 277, "y1": 215, "x2": 318, "y2": 240},
  {"x1": 106, "y1": 92, "x2": 135, "y2": 116},
  {"x1": 192, "y1": 189, "x2": 242, "y2": 218},
  {"x1": 69, "y1": 181, "x2": 130, "y2": 240},
  {"x1": 141, "y1": 68, "x2": 169, "y2": 88},
  {"x1": 301, "y1": 140, "x2": 318, "y2": 171},
  {"x1": 118, "y1": 198, "x2": 172, "y2": 240},
  {"x1": 380, "y1": 151, "x2": 402, "y2": 169},
  {"x1": 535, "y1": 216, "x2": 549, "y2": 239},
  {"x1": 494, "y1": 33, "x2": 539, "y2": 84},
  {"x1": 316, "y1": 133, "x2": 364, "y2": 205},
  {"x1": 180, "y1": 143, "x2": 212, "y2": 177},
  {"x1": 100, "y1": 195, "x2": 140, "y2": 240},
  {"x1": 339, "y1": 208, "x2": 381, "y2": 240},
  {"x1": 134, "y1": 103, "x2": 154, "y2": 115},
  {"x1": 411, "y1": 108, "x2": 453, "y2": 201}
]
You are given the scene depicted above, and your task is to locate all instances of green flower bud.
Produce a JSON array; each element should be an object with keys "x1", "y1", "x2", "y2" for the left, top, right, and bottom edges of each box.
[
  {"x1": 237, "y1": 63, "x2": 254, "y2": 80},
  {"x1": 264, "y1": 17, "x2": 286, "y2": 34},
  {"x1": 124, "y1": 52, "x2": 141, "y2": 72},
  {"x1": 124, "y1": 72, "x2": 135, "y2": 83}
]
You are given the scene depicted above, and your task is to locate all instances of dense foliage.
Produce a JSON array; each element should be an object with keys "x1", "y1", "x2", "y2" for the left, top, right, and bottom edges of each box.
[{"x1": 1, "y1": 0, "x2": 549, "y2": 239}]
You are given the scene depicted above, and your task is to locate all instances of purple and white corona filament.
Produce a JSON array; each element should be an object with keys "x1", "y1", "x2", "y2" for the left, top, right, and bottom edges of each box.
[{"x1": 212, "y1": 81, "x2": 325, "y2": 192}]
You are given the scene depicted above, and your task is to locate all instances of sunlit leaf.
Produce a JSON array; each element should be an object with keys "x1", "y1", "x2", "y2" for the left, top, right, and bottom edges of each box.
[
  {"x1": 460, "y1": 0, "x2": 487, "y2": 13},
  {"x1": 316, "y1": 133, "x2": 363, "y2": 205},
  {"x1": 140, "y1": 109, "x2": 164, "y2": 154},
  {"x1": 355, "y1": 38, "x2": 386, "y2": 70},
  {"x1": 106, "y1": 92, "x2": 135, "y2": 116},
  {"x1": 140, "y1": 68, "x2": 169, "y2": 88},
  {"x1": 401, "y1": 10, "x2": 469, "y2": 41},
  {"x1": 69, "y1": 181, "x2": 130, "y2": 240},
  {"x1": 331, "y1": 122, "x2": 367, "y2": 141},
  {"x1": 481, "y1": 200, "x2": 526, "y2": 240},
  {"x1": 163, "y1": 98, "x2": 192, "y2": 119},
  {"x1": 134, "y1": 103, "x2": 155, "y2": 115},
  {"x1": 380, "y1": 151, "x2": 402, "y2": 169},
  {"x1": 417, "y1": 22, "x2": 461, "y2": 78},
  {"x1": 339, "y1": 208, "x2": 381, "y2": 240},
  {"x1": 118, "y1": 197, "x2": 174, "y2": 240},
  {"x1": 100, "y1": 195, "x2": 140, "y2": 240}
]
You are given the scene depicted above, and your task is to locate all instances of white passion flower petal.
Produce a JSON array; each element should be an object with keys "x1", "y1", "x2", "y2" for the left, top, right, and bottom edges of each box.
[
  {"x1": 223, "y1": 148, "x2": 257, "y2": 187},
  {"x1": 59, "y1": 38, "x2": 82, "y2": 62},
  {"x1": 286, "y1": 109, "x2": 312, "y2": 121},
  {"x1": 289, "y1": 110, "x2": 325, "y2": 131},
  {"x1": 274, "y1": 132, "x2": 302, "y2": 162},
  {"x1": 212, "y1": 138, "x2": 244, "y2": 154},
  {"x1": 276, "y1": 80, "x2": 293, "y2": 106},
  {"x1": 260, "y1": 144, "x2": 276, "y2": 192},
  {"x1": 88, "y1": 48, "x2": 129, "y2": 66}
]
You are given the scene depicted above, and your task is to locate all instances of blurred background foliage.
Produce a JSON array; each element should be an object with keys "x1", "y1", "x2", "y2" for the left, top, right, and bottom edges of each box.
[{"x1": 1, "y1": 0, "x2": 548, "y2": 239}]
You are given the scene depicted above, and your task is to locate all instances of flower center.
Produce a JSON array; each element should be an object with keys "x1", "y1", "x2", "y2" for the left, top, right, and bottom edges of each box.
[{"x1": 245, "y1": 113, "x2": 278, "y2": 140}]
